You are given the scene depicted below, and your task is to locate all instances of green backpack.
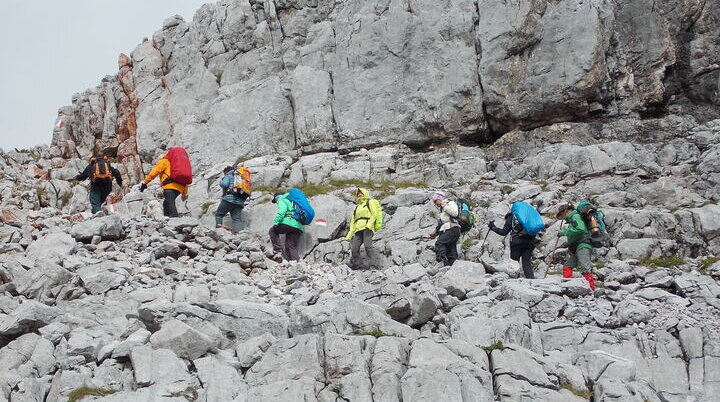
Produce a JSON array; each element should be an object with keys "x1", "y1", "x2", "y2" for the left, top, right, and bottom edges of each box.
[{"x1": 577, "y1": 201, "x2": 608, "y2": 247}]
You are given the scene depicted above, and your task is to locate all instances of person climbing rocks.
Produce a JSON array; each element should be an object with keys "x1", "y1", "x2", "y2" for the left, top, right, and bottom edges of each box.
[
  {"x1": 489, "y1": 211, "x2": 537, "y2": 279},
  {"x1": 268, "y1": 192, "x2": 303, "y2": 262},
  {"x1": 428, "y1": 191, "x2": 461, "y2": 267},
  {"x1": 556, "y1": 203, "x2": 596, "y2": 290},
  {"x1": 344, "y1": 187, "x2": 383, "y2": 269},
  {"x1": 215, "y1": 166, "x2": 250, "y2": 233},
  {"x1": 139, "y1": 148, "x2": 192, "y2": 218},
  {"x1": 75, "y1": 155, "x2": 123, "y2": 214}
]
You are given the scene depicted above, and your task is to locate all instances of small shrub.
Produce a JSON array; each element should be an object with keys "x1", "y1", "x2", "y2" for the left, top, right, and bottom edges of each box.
[
  {"x1": 200, "y1": 201, "x2": 215, "y2": 216},
  {"x1": 68, "y1": 387, "x2": 117, "y2": 402},
  {"x1": 538, "y1": 180, "x2": 549, "y2": 192},
  {"x1": 500, "y1": 185, "x2": 514, "y2": 195},
  {"x1": 639, "y1": 257, "x2": 684, "y2": 269},
  {"x1": 594, "y1": 262, "x2": 605, "y2": 269},
  {"x1": 235, "y1": 156, "x2": 250, "y2": 166},
  {"x1": 58, "y1": 191, "x2": 73, "y2": 208},
  {"x1": 361, "y1": 328, "x2": 389, "y2": 338},
  {"x1": 481, "y1": 340, "x2": 504, "y2": 353},
  {"x1": 478, "y1": 200, "x2": 491, "y2": 209},
  {"x1": 462, "y1": 238, "x2": 478, "y2": 251},
  {"x1": 560, "y1": 383, "x2": 593, "y2": 400},
  {"x1": 699, "y1": 256, "x2": 720, "y2": 275}
]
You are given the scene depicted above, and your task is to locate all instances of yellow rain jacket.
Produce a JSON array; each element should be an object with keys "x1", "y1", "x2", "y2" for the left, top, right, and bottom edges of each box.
[
  {"x1": 143, "y1": 156, "x2": 188, "y2": 195},
  {"x1": 345, "y1": 188, "x2": 383, "y2": 240}
]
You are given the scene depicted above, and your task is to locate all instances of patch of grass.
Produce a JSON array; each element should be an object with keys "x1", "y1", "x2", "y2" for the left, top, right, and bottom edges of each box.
[
  {"x1": 594, "y1": 262, "x2": 605, "y2": 269},
  {"x1": 560, "y1": 383, "x2": 593, "y2": 400},
  {"x1": 68, "y1": 387, "x2": 117, "y2": 402},
  {"x1": 168, "y1": 386, "x2": 199, "y2": 402},
  {"x1": 537, "y1": 180, "x2": 549, "y2": 192},
  {"x1": 500, "y1": 185, "x2": 514, "y2": 195},
  {"x1": 215, "y1": 72, "x2": 222, "y2": 85},
  {"x1": 481, "y1": 340, "x2": 504, "y2": 353},
  {"x1": 700, "y1": 256, "x2": 720, "y2": 275},
  {"x1": 639, "y1": 256, "x2": 684, "y2": 269},
  {"x1": 361, "y1": 328, "x2": 389, "y2": 338},
  {"x1": 462, "y1": 237, "x2": 478, "y2": 251},
  {"x1": 546, "y1": 270, "x2": 562, "y2": 276},
  {"x1": 199, "y1": 201, "x2": 215, "y2": 216},
  {"x1": 478, "y1": 199, "x2": 491, "y2": 209},
  {"x1": 58, "y1": 191, "x2": 73, "y2": 208}
]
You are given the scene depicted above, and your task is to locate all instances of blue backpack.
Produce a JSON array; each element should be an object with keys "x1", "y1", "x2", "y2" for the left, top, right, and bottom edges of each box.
[
  {"x1": 286, "y1": 188, "x2": 315, "y2": 225},
  {"x1": 511, "y1": 201, "x2": 544, "y2": 236}
]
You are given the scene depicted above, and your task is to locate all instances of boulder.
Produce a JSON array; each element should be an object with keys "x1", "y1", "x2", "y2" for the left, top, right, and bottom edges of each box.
[
  {"x1": 69, "y1": 215, "x2": 124, "y2": 242},
  {"x1": 149, "y1": 319, "x2": 215, "y2": 360}
]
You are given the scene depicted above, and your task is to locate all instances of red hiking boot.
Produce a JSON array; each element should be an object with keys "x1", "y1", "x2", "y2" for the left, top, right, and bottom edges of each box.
[
  {"x1": 562, "y1": 267, "x2": 573, "y2": 278},
  {"x1": 582, "y1": 273, "x2": 596, "y2": 291}
]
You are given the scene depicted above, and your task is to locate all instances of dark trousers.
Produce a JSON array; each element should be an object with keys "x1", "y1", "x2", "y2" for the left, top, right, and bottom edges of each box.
[
  {"x1": 511, "y1": 244, "x2": 535, "y2": 279},
  {"x1": 163, "y1": 189, "x2": 180, "y2": 217},
  {"x1": 89, "y1": 184, "x2": 112, "y2": 214},
  {"x1": 215, "y1": 200, "x2": 244, "y2": 233},
  {"x1": 350, "y1": 229, "x2": 381, "y2": 268},
  {"x1": 435, "y1": 227, "x2": 460, "y2": 266},
  {"x1": 269, "y1": 224, "x2": 302, "y2": 261}
]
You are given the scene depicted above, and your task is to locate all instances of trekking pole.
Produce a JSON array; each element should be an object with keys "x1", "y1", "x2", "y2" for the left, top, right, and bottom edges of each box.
[
  {"x1": 549, "y1": 220, "x2": 565, "y2": 266},
  {"x1": 478, "y1": 229, "x2": 491, "y2": 256}
]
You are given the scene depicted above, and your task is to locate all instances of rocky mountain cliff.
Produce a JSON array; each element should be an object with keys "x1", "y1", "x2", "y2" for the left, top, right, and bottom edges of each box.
[{"x1": 2, "y1": 0, "x2": 720, "y2": 401}]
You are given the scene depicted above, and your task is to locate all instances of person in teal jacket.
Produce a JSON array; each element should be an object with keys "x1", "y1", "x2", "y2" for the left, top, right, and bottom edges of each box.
[
  {"x1": 556, "y1": 203, "x2": 596, "y2": 290},
  {"x1": 268, "y1": 192, "x2": 304, "y2": 261},
  {"x1": 215, "y1": 166, "x2": 247, "y2": 233}
]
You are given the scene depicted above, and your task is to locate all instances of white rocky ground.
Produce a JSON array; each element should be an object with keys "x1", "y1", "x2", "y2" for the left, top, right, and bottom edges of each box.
[{"x1": 2, "y1": 115, "x2": 720, "y2": 402}]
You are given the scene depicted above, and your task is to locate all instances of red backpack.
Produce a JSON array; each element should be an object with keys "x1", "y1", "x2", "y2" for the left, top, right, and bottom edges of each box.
[{"x1": 164, "y1": 148, "x2": 193, "y2": 185}]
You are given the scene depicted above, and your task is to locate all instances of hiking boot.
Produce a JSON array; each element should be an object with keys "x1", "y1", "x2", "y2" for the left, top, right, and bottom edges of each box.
[
  {"x1": 216, "y1": 224, "x2": 232, "y2": 231},
  {"x1": 562, "y1": 267, "x2": 574, "y2": 278},
  {"x1": 582, "y1": 273, "x2": 596, "y2": 291},
  {"x1": 270, "y1": 252, "x2": 284, "y2": 263}
]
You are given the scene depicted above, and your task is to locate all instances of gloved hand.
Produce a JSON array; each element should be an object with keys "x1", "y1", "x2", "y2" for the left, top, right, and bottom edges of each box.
[
  {"x1": 488, "y1": 221, "x2": 495, "y2": 229},
  {"x1": 139, "y1": 183, "x2": 147, "y2": 192},
  {"x1": 181, "y1": 193, "x2": 188, "y2": 201},
  {"x1": 344, "y1": 232, "x2": 353, "y2": 241}
]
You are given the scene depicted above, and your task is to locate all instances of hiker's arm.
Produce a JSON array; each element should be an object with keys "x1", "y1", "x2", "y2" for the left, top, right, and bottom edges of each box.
[
  {"x1": 371, "y1": 200, "x2": 382, "y2": 231},
  {"x1": 561, "y1": 216, "x2": 584, "y2": 237},
  {"x1": 219, "y1": 174, "x2": 232, "y2": 189},
  {"x1": 273, "y1": 200, "x2": 287, "y2": 225},
  {"x1": 143, "y1": 160, "x2": 166, "y2": 184},
  {"x1": 75, "y1": 165, "x2": 91, "y2": 181},
  {"x1": 491, "y1": 215, "x2": 512, "y2": 236},
  {"x1": 443, "y1": 201, "x2": 459, "y2": 218},
  {"x1": 111, "y1": 166, "x2": 123, "y2": 186}
]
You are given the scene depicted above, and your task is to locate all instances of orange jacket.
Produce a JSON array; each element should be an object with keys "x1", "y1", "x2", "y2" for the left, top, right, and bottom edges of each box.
[{"x1": 143, "y1": 158, "x2": 188, "y2": 195}]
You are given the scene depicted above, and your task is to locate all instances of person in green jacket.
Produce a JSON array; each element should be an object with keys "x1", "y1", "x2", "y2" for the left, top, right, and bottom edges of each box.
[
  {"x1": 344, "y1": 188, "x2": 383, "y2": 269},
  {"x1": 556, "y1": 203, "x2": 596, "y2": 290},
  {"x1": 268, "y1": 192, "x2": 304, "y2": 262}
]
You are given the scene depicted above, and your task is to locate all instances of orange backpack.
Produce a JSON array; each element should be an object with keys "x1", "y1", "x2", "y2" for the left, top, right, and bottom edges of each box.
[
  {"x1": 90, "y1": 156, "x2": 112, "y2": 183},
  {"x1": 233, "y1": 166, "x2": 251, "y2": 199}
]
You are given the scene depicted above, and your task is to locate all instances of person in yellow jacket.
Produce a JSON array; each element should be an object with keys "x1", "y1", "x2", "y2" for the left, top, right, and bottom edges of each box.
[
  {"x1": 344, "y1": 188, "x2": 383, "y2": 269},
  {"x1": 139, "y1": 155, "x2": 188, "y2": 217}
]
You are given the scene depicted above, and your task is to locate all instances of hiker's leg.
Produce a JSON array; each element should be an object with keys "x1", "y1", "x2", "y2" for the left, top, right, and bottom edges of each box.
[
  {"x1": 446, "y1": 230, "x2": 460, "y2": 266},
  {"x1": 438, "y1": 228, "x2": 460, "y2": 266},
  {"x1": 215, "y1": 200, "x2": 231, "y2": 226},
  {"x1": 521, "y1": 245, "x2": 535, "y2": 279},
  {"x1": 435, "y1": 234, "x2": 448, "y2": 265},
  {"x1": 229, "y1": 205, "x2": 244, "y2": 233},
  {"x1": 509, "y1": 245, "x2": 522, "y2": 262},
  {"x1": 268, "y1": 225, "x2": 284, "y2": 253},
  {"x1": 363, "y1": 230, "x2": 382, "y2": 267},
  {"x1": 577, "y1": 247, "x2": 593, "y2": 274},
  {"x1": 284, "y1": 228, "x2": 302, "y2": 261},
  {"x1": 349, "y1": 232, "x2": 363, "y2": 266},
  {"x1": 89, "y1": 187, "x2": 103, "y2": 214},
  {"x1": 99, "y1": 186, "x2": 112, "y2": 206},
  {"x1": 163, "y1": 189, "x2": 180, "y2": 217}
]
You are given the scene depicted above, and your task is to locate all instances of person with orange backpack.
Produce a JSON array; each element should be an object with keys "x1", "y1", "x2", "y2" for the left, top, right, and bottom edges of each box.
[
  {"x1": 75, "y1": 155, "x2": 123, "y2": 214},
  {"x1": 215, "y1": 166, "x2": 250, "y2": 233},
  {"x1": 139, "y1": 148, "x2": 192, "y2": 217}
]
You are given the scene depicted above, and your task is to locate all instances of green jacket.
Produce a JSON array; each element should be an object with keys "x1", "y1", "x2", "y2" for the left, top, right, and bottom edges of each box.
[
  {"x1": 561, "y1": 211, "x2": 592, "y2": 249},
  {"x1": 345, "y1": 188, "x2": 383, "y2": 240},
  {"x1": 273, "y1": 194, "x2": 304, "y2": 231}
]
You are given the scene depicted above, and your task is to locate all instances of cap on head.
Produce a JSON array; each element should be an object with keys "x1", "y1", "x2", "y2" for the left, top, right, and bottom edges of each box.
[
  {"x1": 431, "y1": 191, "x2": 446, "y2": 202},
  {"x1": 223, "y1": 166, "x2": 233, "y2": 174},
  {"x1": 271, "y1": 192, "x2": 284, "y2": 203},
  {"x1": 556, "y1": 204, "x2": 575, "y2": 219}
]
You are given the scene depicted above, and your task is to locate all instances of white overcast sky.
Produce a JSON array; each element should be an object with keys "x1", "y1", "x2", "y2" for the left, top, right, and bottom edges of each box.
[{"x1": 0, "y1": 0, "x2": 210, "y2": 151}]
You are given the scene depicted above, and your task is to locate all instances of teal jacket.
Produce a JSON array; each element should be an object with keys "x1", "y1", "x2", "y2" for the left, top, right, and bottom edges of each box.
[
  {"x1": 561, "y1": 211, "x2": 592, "y2": 249},
  {"x1": 273, "y1": 194, "x2": 304, "y2": 231}
]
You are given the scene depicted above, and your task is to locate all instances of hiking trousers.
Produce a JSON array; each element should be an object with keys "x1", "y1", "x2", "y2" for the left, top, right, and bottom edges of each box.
[
  {"x1": 510, "y1": 244, "x2": 535, "y2": 279},
  {"x1": 89, "y1": 184, "x2": 112, "y2": 214},
  {"x1": 350, "y1": 229, "x2": 381, "y2": 269},
  {"x1": 435, "y1": 227, "x2": 460, "y2": 266},
  {"x1": 215, "y1": 200, "x2": 244, "y2": 233},
  {"x1": 163, "y1": 189, "x2": 180, "y2": 217},
  {"x1": 566, "y1": 246, "x2": 593, "y2": 274},
  {"x1": 269, "y1": 224, "x2": 302, "y2": 261}
]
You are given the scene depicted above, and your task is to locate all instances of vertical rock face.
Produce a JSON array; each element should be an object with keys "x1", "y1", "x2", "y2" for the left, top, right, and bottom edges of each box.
[{"x1": 49, "y1": 0, "x2": 720, "y2": 170}]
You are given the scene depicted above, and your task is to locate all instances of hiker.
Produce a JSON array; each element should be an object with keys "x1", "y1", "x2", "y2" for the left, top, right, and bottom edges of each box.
[
  {"x1": 215, "y1": 166, "x2": 250, "y2": 233},
  {"x1": 75, "y1": 155, "x2": 123, "y2": 214},
  {"x1": 268, "y1": 192, "x2": 304, "y2": 262},
  {"x1": 488, "y1": 202, "x2": 544, "y2": 279},
  {"x1": 428, "y1": 191, "x2": 461, "y2": 266},
  {"x1": 139, "y1": 148, "x2": 192, "y2": 217},
  {"x1": 344, "y1": 187, "x2": 383, "y2": 269},
  {"x1": 556, "y1": 203, "x2": 596, "y2": 290}
]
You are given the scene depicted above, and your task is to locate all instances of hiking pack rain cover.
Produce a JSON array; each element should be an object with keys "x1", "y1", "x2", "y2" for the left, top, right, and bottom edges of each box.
[
  {"x1": 165, "y1": 148, "x2": 193, "y2": 185},
  {"x1": 287, "y1": 188, "x2": 315, "y2": 224},
  {"x1": 511, "y1": 201, "x2": 544, "y2": 236}
]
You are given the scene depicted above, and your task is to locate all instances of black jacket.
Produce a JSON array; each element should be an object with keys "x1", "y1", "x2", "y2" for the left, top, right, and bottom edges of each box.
[
  {"x1": 490, "y1": 213, "x2": 535, "y2": 247},
  {"x1": 76, "y1": 161, "x2": 122, "y2": 188}
]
